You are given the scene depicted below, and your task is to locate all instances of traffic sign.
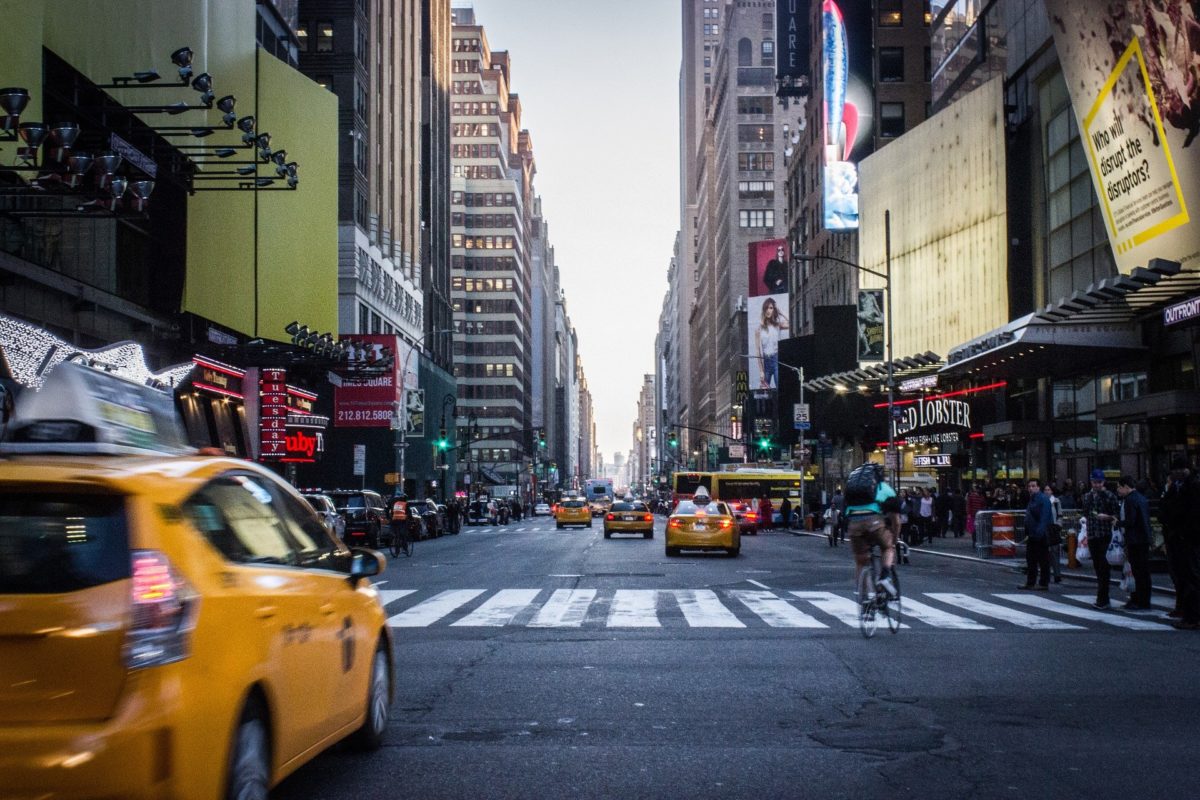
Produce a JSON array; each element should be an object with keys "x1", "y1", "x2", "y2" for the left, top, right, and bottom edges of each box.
[{"x1": 353, "y1": 444, "x2": 367, "y2": 476}]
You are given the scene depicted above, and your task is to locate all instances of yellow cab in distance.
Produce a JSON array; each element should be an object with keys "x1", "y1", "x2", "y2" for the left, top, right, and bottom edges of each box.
[
  {"x1": 665, "y1": 488, "x2": 740, "y2": 557},
  {"x1": 555, "y1": 496, "x2": 592, "y2": 529},
  {"x1": 0, "y1": 363, "x2": 394, "y2": 800},
  {"x1": 603, "y1": 499, "x2": 654, "y2": 539}
]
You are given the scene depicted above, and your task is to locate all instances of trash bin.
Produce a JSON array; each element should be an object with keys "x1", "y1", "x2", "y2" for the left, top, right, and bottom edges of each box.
[{"x1": 992, "y1": 513, "x2": 1017, "y2": 557}]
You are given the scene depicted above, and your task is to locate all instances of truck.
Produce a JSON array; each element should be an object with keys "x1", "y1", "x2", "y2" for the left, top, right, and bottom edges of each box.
[{"x1": 583, "y1": 478, "x2": 615, "y2": 517}]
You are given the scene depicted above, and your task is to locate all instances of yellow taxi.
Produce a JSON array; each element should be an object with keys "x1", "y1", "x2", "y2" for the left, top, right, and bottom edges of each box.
[
  {"x1": 555, "y1": 497, "x2": 592, "y2": 529},
  {"x1": 665, "y1": 490, "x2": 740, "y2": 557},
  {"x1": 0, "y1": 362, "x2": 394, "y2": 800},
  {"x1": 603, "y1": 500, "x2": 655, "y2": 539}
]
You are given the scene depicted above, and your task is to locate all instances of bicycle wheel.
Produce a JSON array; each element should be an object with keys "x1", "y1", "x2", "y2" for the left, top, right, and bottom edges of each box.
[
  {"x1": 857, "y1": 564, "x2": 878, "y2": 639},
  {"x1": 884, "y1": 569, "x2": 901, "y2": 633},
  {"x1": 389, "y1": 527, "x2": 402, "y2": 559},
  {"x1": 401, "y1": 526, "x2": 414, "y2": 558}
]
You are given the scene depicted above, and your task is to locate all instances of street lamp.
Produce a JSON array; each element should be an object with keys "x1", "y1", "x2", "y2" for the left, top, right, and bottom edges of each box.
[
  {"x1": 794, "y1": 209, "x2": 896, "y2": 483},
  {"x1": 395, "y1": 328, "x2": 453, "y2": 496}
]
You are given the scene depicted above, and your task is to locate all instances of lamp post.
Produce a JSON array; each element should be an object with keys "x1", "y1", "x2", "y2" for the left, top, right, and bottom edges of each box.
[
  {"x1": 395, "y1": 328, "x2": 452, "y2": 496},
  {"x1": 794, "y1": 209, "x2": 895, "y2": 484}
]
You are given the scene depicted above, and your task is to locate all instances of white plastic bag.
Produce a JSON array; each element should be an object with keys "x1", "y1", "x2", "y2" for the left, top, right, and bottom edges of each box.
[
  {"x1": 1077, "y1": 526, "x2": 1091, "y2": 563},
  {"x1": 1119, "y1": 561, "x2": 1134, "y2": 593},
  {"x1": 1107, "y1": 529, "x2": 1126, "y2": 567}
]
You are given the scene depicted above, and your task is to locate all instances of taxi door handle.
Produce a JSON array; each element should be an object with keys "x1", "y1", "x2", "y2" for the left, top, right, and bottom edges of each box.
[
  {"x1": 319, "y1": 603, "x2": 336, "y2": 616},
  {"x1": 254, "y1": 605, "x2": 278, "y2": 619}
]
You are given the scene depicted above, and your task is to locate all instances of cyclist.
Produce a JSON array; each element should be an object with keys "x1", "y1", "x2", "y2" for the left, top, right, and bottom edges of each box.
[
  {"x1": 844, "y1": 463, "x2": 901, "y2": 599},
  {"x1": 390, "y1": 491, "x2": 419, "y2": 545}
]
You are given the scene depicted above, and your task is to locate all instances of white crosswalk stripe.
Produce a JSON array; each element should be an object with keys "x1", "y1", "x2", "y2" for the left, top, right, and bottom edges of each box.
[
  {"x1": 924, "y1": 593, "x2": 1084, "y2": 630},
  {"x1": 379, "y1": 588, "x2": 1176, "y2": 632},
  {"x1": 1062, "y1": 594, "x2": 1173, "y2": 619}
]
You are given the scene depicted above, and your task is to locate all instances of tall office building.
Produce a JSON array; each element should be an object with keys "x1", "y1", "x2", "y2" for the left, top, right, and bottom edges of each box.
[{"x1": 449, "y1": 8, "x2": 535, "y2": 488}]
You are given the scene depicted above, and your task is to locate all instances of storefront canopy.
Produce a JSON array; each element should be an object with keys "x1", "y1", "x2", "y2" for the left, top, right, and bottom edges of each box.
[{"x1": 803, "y1": 351, "x2": 941, "y2": 393}]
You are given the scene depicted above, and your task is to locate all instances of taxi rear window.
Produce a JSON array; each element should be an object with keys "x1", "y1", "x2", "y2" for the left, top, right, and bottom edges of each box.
[
  {"x1": 611, "y1": 502, "x2": 634, "y2": 511},
  {"x1": 562, "y1": 500, "x2": 585, "y2": 508},
  {"x1": 0, "y1": 492, "x2": 130, "y2": 594}
]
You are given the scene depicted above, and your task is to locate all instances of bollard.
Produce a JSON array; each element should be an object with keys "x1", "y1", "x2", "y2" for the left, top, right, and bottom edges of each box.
[{"x1": 992, "y1": 513, "x2": 1017, "y2": 557}]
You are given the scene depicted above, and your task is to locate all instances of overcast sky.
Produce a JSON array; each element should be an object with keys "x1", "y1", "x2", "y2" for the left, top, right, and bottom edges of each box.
[{"x1": 461, "y1": 0, "x2": 681, "y2": 466}]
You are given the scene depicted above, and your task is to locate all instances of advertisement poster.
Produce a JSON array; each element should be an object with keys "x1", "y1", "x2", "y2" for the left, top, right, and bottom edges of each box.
[
  {"x1": 747, "y1": 293, "x2": 790, "y2": 389},
  {"x1": 748, "y1": 239, "x2": 789, "y2": 298},
  {"x1": 333, "y1": 334, "x2": 402, "y2": 427},
  {"x1": 822, "y1": 0, "x2": 875, "y2": 231},
  {"x1": 776, "y1": 0, "x2": 812, "y2": 96},
  {"x1": 857, "y1": 289, "x2": 884, "y2": 361},
  {"x1": 1045, "y1": 0, "x2": 1200, "y2": 273}
]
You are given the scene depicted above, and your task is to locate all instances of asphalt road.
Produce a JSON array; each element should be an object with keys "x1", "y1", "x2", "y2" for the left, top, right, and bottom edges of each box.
[{"x1": 273, "y1": 514, "x2": 1200, "y2": 800}]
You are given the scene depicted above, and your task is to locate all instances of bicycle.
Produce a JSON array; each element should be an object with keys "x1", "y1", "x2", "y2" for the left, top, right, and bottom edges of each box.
[
  {"x1": 389, "y1": 520, "x2": 414, "y2": 559},
  {"x1": 857, "y1": 543, "x2": 901, "y2": 638}
]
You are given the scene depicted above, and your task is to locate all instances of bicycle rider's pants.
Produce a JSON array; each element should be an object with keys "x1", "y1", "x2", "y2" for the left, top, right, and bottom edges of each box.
[{"x1": 847, "y1": 513, "x2": 892, "y2": 559}]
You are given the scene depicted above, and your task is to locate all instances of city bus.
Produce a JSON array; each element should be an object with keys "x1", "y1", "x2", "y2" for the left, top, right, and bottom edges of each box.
[{"x1": 671, "y1": 469, "x2": 804, "y2": 521}]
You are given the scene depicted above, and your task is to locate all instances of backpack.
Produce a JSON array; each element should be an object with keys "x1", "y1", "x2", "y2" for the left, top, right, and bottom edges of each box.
[{"x1": 844, "y1": 464, "x2": 879, "y2": 506}]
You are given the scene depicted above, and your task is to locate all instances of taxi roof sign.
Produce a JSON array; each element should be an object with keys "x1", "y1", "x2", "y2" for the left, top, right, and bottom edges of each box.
[{"x1": 1, "y1": 361, "x2": 192, "y2": 456}]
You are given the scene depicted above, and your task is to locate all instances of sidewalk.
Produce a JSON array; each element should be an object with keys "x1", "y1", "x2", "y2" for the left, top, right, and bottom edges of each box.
[{"x1": 783, "y1": 522, "x2": 1177, "y2": 597}]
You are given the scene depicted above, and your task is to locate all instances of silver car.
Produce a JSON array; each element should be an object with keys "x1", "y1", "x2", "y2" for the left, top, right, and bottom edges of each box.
[{"x1": 303, "y1": 493, "x2": 346, "y2": 540}]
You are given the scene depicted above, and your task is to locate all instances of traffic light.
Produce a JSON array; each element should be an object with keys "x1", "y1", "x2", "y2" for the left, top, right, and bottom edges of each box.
[
  {"x1": 757, "y1": 435, "x2": 773, "y2": 452},
  {"x1": 538, "y1": 428, "x2": 546, "y2": 448},
  {"x1": 667, "y1": 430, "x2": 678, "y2": 448},
  {"x1": 436, "y1": 429, "x2": 449, "y2": 450}
]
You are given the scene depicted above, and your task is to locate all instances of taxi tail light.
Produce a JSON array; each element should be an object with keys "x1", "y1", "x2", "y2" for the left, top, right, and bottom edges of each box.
[
  {"x1": 746, "y1": 512, "x2": 758, "y2": 521},
  {"x1": 606, "y1": 513, "x2": 615, "y2": 521},
  {"x1": 124, "y1": 550, "x2": 199, "y2": 670},
  {"x1": 668, "y1": 518, "x2": 683, "y2": 528},
  {"x1": 643, "y1": 514, "x2": 653, "y2": 522},
  {"x1": 719, "y1": 519, "x2": 733, "y2": 529}
]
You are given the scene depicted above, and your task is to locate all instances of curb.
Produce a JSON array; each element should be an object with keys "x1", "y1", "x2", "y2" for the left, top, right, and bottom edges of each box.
[{"x1": 786, "y1": 527, "x2": 1177, "y2": 597}]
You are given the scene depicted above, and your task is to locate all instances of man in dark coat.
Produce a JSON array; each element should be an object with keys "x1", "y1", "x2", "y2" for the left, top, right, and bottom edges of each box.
[
  {"x1": 1082, "y1": 469, "x2": 1121, "y2": 609},
  {"x1": 1116, "y1": 475, "x2": 1153, "y2": 610},
  {"x1": 1160, "y1": 456, "x2": 1200, "y2": 629},
  {"x1": 1020, "y1": 479, "x2": 1053, "y2": 590}
]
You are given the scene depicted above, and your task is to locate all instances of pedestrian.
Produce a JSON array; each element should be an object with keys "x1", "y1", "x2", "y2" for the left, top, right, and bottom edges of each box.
[
  {"x1": 1116, "y1": 475, "x2": 1153, "y2": 611},
  {"x1": 951, "y1": 487, "x2": 966, "y2": 537},
  {"x1": 934, "y1": 487, "x2": 951, "y2": 538},
  {"x1": 1160, "y1": 456, "x2": 1200, "y2": 629},
  {"x1": 1043, "y1": 483, "x2": 1063, "y2": 583},
  {"x1": 1020, "y1": 479, "x2": 1053, "y2": 590},
  {"x1": 1081, "y1": 469, "x2": 1121, "y2": 609},
  {"x1": 917, "y1": 488, "x2": 934, "y2": 544},
  {"x1": 832, "y1": 486, "x2": 847, "y2": 544},
  {"x1": 966, "y1": 484, "x2": 985, "y2": 538},
  {"x1": 758, "y1": 495, "x2": 774, "y2": 531},
  {"x1": 779, "y1": 496, "x2": 793, "y2": 530}
]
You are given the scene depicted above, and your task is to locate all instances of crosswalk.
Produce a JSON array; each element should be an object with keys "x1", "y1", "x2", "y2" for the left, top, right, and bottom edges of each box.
[{"x1": 376, "y1": 588, "x2": 1177, "y2": 633}]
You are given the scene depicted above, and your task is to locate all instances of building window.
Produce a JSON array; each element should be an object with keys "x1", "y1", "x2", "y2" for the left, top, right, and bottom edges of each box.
[
  {"x1": 316, "y1": 74, "x2": 333, "y2": 91},
  {"x1": 880, "y1": 103, "x2": 905, "y2": 137},
  {"x1": 879, "y1": 48, "x2": 904, "y2": 82},
  {"x1": 296, "y1": 22, "x2": 309, "y2": 51},
  {"x1": 738, "y1": 209, "x2": 775, "y2": 228},
  {"x1": 878, "y1": 0, "x2": 901, "y2": 26},
  {"x1": 761, "y1": 40, "x2": 775, "y2": 67},
  {"x1": 762, "y1": 12, "x2": 773, "y2": 29},
  {"x1": 737, "y1": 96, "x2": 772, "y2": 115},
  {"x1": 317, "y1": 20, "x2": 333, "y2": 52},
  {"x1": 738, "y1": 38, "x2": 753, "y2": 67},
  {"x1": 738, "y1": 152, "x2": 774, "y2": 171},
  {"x1": 738, "y1": 124, "x2": 773, "y2": 143},
  {"x1": 704, "y1": 56, "x2": 712, "y2": 68}
]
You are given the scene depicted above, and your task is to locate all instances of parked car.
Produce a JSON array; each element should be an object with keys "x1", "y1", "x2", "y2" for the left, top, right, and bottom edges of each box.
[
  {"x1": 468, "y1": 498, "x2": 499, "y2": 526},
  {"x1": 325, "y1": 489, "x2": 390, "y2": 549},
  {"x1": 302, "y1": 492, "x2": 346, "y2": 540},
  {"x1": 728, "y1": 501, "x2": 760, "y2": 535},
  {"x1": 410, "y1": 499, "x2": 446, "y2": 538}
]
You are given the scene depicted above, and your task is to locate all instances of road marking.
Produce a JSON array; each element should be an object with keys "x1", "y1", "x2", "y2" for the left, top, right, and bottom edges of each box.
[
  {"x1": 608, "y1": 590, "x2": 661, "y2": 627},
  {"x1": 745, "y1": 579, "x2": 772, "y2": 590},
  {"x1": 730, "y1": 590, "x2": 827, "y2": 628},
  {"x1": 996, "y1": 594, "x2": 1171, "y2": 630},
  {"x1": 1062, "y1": 594, "x2": 1172, "y2": 618},
  {"x1": 388, "y1": 589, "x2": 486, "y2": 627},
  {"x1": 528, "y1": 589, "x2": 597, "y2": 627},
  {"x1": 791, "y1": 591, "x2": 910, "y2": 628},
  {"x1": 673, "y1": 589, "x2": 745, "y2": 627},
  {"x1": 377, "y1": 589, "x2": 417, "y2": 608},
  {"x1": 925, "y1": 593, "x2": 1084, "y2": 630},
  {"x1": 452, "y1": 589, "x2": 541, "y2": 626},
  {"x1": 898, "y1": 597, "x2": 992, "y2": 630}
]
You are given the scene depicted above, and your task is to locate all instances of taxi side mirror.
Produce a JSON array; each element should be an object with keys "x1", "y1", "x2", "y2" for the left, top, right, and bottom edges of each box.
[{"x1": 349, "y1": 548, "x2": 384, "y2": 583}]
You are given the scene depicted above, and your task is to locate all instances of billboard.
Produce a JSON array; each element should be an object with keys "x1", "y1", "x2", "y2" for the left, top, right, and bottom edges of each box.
[
  {"x1": 747, "y1": 293, "x2": 790, "y2": 389},
  {"x1": 822, "y1": 0, "x2": 875, "y2": 231},
  {"x1": 857, "y1": 289, "x2": 884, "y2": 361},
  {"x1": 748, "y1": 239, "x2": 789, "y2": 298},
  {"x1": 776, "y1": 0, "x2": 812, "y2": 97},
  {"x1": 333, "y1": 334, "x2": 402, "y2": 427},
  {"x1": 1045, "y1": 0, "x2": 1200, "y2": 274}
]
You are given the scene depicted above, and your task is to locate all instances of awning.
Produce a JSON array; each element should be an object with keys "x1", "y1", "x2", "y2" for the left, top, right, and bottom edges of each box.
[
  {"x1": 1096, "y1": 390, "x2": 1200, "y2": 423},
  {"x1": 804, "y1": 351, "x2": 941, "y2": 393},
  {"x1": 940, "y1": 313, "x2": 1145, "y2": 380}
]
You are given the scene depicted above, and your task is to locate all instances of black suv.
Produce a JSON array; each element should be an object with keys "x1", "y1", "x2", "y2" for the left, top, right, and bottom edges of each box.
[{"x1": 325, "y1": 489, "x2": 389, "y2": 549}]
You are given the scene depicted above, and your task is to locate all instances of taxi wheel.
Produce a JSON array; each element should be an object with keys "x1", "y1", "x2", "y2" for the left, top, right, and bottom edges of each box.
[
  {"x1": 643, "y1": 531, "x2": 653, "y2": 539},
  {"x1": 226, "y1": 698, "x2": 270, "y2": 800},
  {"x1": 665, "y1": 546, "x2": 680, "y2": 557},
  {"x1": 350, "y1": 645, "x2": 391, "y2": 751},
  {"x1": 604, "y1": 529, "x2": 611, "y2": 539},
  {"x1": 727, "y1": 546, "x2": 740, "y2": 557}
]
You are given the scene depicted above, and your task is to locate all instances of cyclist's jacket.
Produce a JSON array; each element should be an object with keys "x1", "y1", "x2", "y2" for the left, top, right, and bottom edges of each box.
[{"x1": 846, "y1": 481, "x2": 897, "y2": 517}]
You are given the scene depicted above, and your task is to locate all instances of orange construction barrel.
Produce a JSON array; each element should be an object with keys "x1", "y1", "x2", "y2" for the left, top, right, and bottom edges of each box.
[{"x1": 992, "y1": 513, "x2": 1017, "y2": 557}]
